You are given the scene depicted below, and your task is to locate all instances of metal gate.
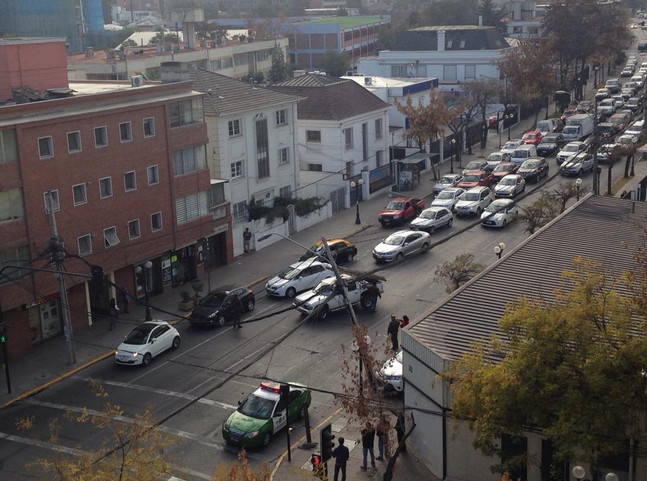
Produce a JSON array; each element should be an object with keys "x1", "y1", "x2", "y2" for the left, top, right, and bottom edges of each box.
[{"x1": 330, "y1": 187, "x2": 346, "y2": 213}]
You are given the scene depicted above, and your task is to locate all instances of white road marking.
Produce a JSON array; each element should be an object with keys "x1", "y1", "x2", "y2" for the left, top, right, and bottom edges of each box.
[
  {"x1": 224, "y1": 345, "x2": 268, "y2": 371},
  {"x1": 73, "y1": 377, "x2": 237, "y2": 410}
]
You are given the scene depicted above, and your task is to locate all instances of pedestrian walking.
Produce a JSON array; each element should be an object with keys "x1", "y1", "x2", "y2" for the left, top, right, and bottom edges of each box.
[
  {"x1": 395, "y1": 411, "x2": 407, "y2": 453},
  {"x1": 366, "y1": 281, "x2": 381, "y2": 313},
  {"x1": 360, "y1": 422, "x2": 376, "y2": 470},
  {"x1": 388, "y1": 315, "x2": 400, "y2": 351},
  {"x1": 400, "y1": 315, "x2": 410, "y2": 328},
  {"x1": 108, "y1": 298, "x2": 119, "y2": 331},
  {"x1": 121, "y1": 289, "x2": 132, "y2": 314},
  {"x1": 243, "y1": 228, "x2": 252, "y2": 253},
  {"x1": 332, "y1": 437, "x2": 350, "y2": 481},
  {"x1": 376, "y1": 415, "x2": 390, "y2": 460},
  {"x1": 232, "y1": 294, "x2": 243, "y2": 328}
]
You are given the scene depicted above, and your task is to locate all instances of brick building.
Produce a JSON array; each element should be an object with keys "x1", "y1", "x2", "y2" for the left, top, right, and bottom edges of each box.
[{"x1": 0, "y1": 63, "x2": 232, "y2": 358}]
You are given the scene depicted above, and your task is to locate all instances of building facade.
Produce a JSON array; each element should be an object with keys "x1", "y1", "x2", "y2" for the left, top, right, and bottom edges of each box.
[
  {"x1": 0, "y1": 79, "x2": 232, "y2": 358},
  {"x1": 504, "y1": 0, "x2": 543, "y2": 38}
]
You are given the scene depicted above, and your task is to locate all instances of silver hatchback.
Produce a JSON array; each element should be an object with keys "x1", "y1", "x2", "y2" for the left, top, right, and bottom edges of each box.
[
  {"x1": 410, "y1": 207, "x2": 454, "y2": 233},
  {"x1": 372, "y1": 230, "x2": 431, "y2": 263}
]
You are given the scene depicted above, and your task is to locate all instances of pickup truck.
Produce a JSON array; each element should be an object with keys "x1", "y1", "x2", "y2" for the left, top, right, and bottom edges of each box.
[
  {"x1": 378, "y1": 197, "x2": 425, "y2": 227},
  {"x1": 293, "y1": 275, "x2": 384, "y2": 320}
]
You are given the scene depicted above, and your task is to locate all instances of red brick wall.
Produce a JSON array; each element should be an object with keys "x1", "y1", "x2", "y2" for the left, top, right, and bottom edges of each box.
[{"x1": 3, "y1": 308, "x2": 31, "y2": 359}]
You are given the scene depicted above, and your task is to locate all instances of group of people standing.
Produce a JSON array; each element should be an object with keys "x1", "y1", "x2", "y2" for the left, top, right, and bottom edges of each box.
[
  {"x1": 331, "y1": 412, "x2": 408, "y2": 481},
  {"x1": 387, "y1": 314, "x2": 409, "y2": 351}
]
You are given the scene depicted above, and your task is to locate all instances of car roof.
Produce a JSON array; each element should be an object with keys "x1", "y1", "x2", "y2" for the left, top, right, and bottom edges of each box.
[
  {"x1": 442, "y1": 173, "x2": 463, "y2": 179},
  {"x1": 389, "y1": 230, "x2": 420, "y2": 236},
  {"x1": 462, "y1": 170, "x2": 486, "y2": 175},
  {"x1": 524, "y1": 130, "x2": 540, "y2": 134},
  {"x1": 514, "y1": 144, "x2": 535, "y2": 150},
  {"x1": 496, "y1": 161, "x2": 516, "y2": 167},
  {"x1": 500, "y1": 173, "x2": 522, "y2": 179},
  {"x1": 424, "y1": 206, "x2": 448, "y2": 212},
  {"x1": 491, "y1": 198, "x2": 514, "y2": 206},
  {"x1": 313, "y1": 238, "x2": 351, "y2": 246},
  {"x1": 290, "y1": 258, "x2": 329, "y2": 269},
  {"x1": 466, "y1": 186, "x2": 489, "y2": 193},
  {"x1": 439, "y1": 187, "x2": 463, "y2": 193},
  {"x1": 390, "y1": 197, "x2": 413, "y2": 202}
]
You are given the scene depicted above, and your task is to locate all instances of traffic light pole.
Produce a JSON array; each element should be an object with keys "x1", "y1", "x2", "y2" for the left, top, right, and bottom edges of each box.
[{"x1": 0, "y1": 300, "x2": 11, "y2": 394}]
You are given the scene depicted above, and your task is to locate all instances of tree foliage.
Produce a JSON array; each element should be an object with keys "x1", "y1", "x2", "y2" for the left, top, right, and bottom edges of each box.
[
  {"x1": 478, "y1": 0, "x2": 508, "y2": 31},
  {"x1": 421, "y1": 0, "x2": 478, "y2": 26},
  {"x1": 435, "y1": 253, "x2": 485, "y2": 293},
  {"x1": 517, "y1": 191, "x2": 561, "y2": 235},
  {"x1": 322, "y1": 50, "x2": 351, "y2": 77},
  {"x1": 269, "y1": 46, "x2": 289, "y2": 83},
  {"x1": 444, "y1": 257, "x2": 647, "y2": 474}
]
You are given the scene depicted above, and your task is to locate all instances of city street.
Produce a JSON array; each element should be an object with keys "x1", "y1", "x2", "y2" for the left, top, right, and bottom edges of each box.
[{"x1": 1, "y1": 31, "x2": 645, "y2": 481}]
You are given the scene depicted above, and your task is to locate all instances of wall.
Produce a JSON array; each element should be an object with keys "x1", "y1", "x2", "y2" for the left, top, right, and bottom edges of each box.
[{"x1": 294, "y1": 202, "x2": 332, "y2": 231}]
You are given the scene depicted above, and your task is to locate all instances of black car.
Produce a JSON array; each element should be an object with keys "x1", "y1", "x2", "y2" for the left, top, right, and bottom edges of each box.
[
  {"x1": 518, "y1": 158, "x2": 549, "y2": 182},
  {"x1": 639, "y1": 43, "x2": 647, "y2": 52},
  {"x1": 189, "y1": 287, "x2": 255, "y2": 326},
  {"x1": 536, "y1": 133, "x2": 565, "y2": 157}
]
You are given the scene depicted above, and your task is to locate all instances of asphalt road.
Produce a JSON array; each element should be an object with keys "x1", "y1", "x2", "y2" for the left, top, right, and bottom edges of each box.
[{"x1": 1, "y1": 31, "x2": 645, "y2": 481}]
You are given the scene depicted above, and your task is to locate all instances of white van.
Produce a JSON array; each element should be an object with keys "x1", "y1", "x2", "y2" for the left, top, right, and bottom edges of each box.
[{"x1": 510, "y1": 144, "x2": 537, "y2": 164}]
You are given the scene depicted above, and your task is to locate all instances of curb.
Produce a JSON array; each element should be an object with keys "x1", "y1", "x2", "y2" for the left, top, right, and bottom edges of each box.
[{"x1": 247, "y1": 275, "x2": 271, "y2": 289}]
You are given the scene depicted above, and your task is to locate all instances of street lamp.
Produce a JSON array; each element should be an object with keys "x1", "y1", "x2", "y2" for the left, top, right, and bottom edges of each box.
[
  {"x1": 605, "y1": 473, "x2": 619, "y2": 481},
  {"x1": 506, "y1": 114, "x2": 513, "y2": 141},
  {"x1": 572, "y1": 466, "x2": 586, "y2": 481},
  {"x1": 350, "y1": 178, "x2": 364, "y2": 225},
  {"x1": 494, "y1": 242, "x2": 506, "y2": 259},
  {"x1": 450, "y1": 138, "x2": 456, "y2": 173},
  {"x1": 575, "y1": 177, "x2": 583, "y2": 201},
  {"x1": 135, "y1": 261, "x2": 153, "y2": 321}
]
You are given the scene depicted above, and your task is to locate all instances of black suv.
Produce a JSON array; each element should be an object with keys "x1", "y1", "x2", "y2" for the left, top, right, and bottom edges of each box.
[
  {"x1": 536, "y1": 133, "x2": 565, "y2": 157},
  {"x1": 190, "y1": 287, "x2": 255, "y2": 327}
]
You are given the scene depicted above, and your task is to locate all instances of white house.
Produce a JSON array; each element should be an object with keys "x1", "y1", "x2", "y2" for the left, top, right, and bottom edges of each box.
[
  {"x1": 269, "y1": 74, "x2": 391, "y2": 204},
  {"x1": 357, "y1": 26, "x2": 514, "y2": 90},
  {"x1": 188, "y1": 68, "x2": 302, "y2": 257}
]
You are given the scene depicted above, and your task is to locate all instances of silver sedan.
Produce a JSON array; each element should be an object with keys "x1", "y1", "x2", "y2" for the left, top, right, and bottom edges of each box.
[
  {"x1": 494, "y1": 174, "x2": 526, "y2": 198},
  {"x1": 433, "y1": 174, "x2": 463, "y2": 195},
  {"x1": 410, "y1": 207, "x2": 454, "y2": 233},
  {"x1": 372, "y1": 230, "x2": 431, "y2": 263}
]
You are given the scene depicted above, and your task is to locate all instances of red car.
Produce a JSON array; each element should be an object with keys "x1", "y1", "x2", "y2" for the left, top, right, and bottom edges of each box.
[
  {"x1": 522, "y1": 130, "x2": 544, "y2": 146},
  {"x1": 457, "y1": 170, "x2": 493, "y2": 189},
  {"x1": 561, "y1": 108, "x2": 577, "y2": 122},
  {"x1": 378, "y1": 196, "x2": 425, "y2": 227},
  {"x1": 491, "y1": 162, "x2": 519, "y2": 183}
]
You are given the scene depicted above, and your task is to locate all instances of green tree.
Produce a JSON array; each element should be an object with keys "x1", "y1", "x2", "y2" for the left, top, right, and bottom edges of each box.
[
  {"x1": 517, "y1": 191, "x2": 561, "y2": 235},
  {"x1": 444, "y1": 257, "x2": 647, "y2": 476},
  {"x1": 478, "y1": 0, "x2": 507, "y2": 30},
  {"x1": 269, "y1": 46, "x2": 289, "y2": 83},
  {"x1": 375, "y1": 25, "x2": 406, "y2": 52},
  {"x1": 434, "y1": 253, "x2": 485, "y2": 293},
  {"x1": 323, "y1": 50, "x2": 350, "y2": 77}
]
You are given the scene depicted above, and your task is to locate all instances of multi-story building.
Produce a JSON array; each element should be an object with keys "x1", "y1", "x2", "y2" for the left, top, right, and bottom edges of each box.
[
  {"x1": 0, "y1": 40, "x2": 232, "y2": 358},
  {"x1": 67, "y1": 37, "x2": 288, "y2": 81},
  {"x1": 357, "y1": 26, "x2": 513, "y2": 89},
  {"x1": 504, "y1": 0, "x2": 543, "y2": 38}
]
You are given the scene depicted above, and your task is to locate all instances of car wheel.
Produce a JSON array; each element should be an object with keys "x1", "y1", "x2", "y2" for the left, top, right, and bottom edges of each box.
[
  {"x1": 262, "y1": 432, "x2": 272, "y2": 447},
  {"x1": 476, "y1": 207, "x2": 482, "y2": 215},
  {"x1": 421, "y1": 242, "x2": 430, "y2": 251},
  {"x1": 142, "y1": 352, "x2": 152, "y2": 367},
  {"x1": 502, "y1": 220, "x2": 507, "y2": 228},
  {"x1": 217, "y1": 315, "x2": 226, "y2": 327},
  {"x1": 448, "y1": 218, "x2": 453, "y2": 227},
  {"x1": 360, "y1": 295, "x2": 371, "y2": 309},
  {"x1": 285, "y1": 287, "x2": 297, "y2": 299},
  {"x1": 346, "y1": 253, "x2": 354, "y2": 263},
  {"x1": 396, "y1": 252, "x2": 404, "y2": 261},
  {"x1": 318, "y1": 305, "x2": 330, "y2": 320},
  {"x1": 172, "y1": 336, "x2": 181, "y2": 349},
  {"x1": 246, "y1": 300, "x2": 255, "y2": 312}
]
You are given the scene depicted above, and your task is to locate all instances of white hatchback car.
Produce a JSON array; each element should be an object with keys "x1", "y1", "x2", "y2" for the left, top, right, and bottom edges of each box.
[
  {"x1": 410, "y1": 206, "x2": 454, "y2": 233},
  {"x1": 500, "y1": 139, "x2": 524, "y2": 155},
  {"x1": 431, "y1": 187, "x2": 465, "y2": 211},
  {"x1": 266, "y1": 259, "x2": 333, "y2": 298},
  {"x1": 455, "y1": 186, "x2": 494, "y2": 216},
  {"x1": 480, "y1": 198, "x2": 519, "y2": 228},
  {"x1": 376, "y1": 351, "x2": 403, "y2": 393},
  {"x1": 115, "y1": 321, "x2": 180, "y2": 367}
]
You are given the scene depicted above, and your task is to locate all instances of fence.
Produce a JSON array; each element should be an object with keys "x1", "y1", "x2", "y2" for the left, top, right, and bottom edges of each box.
[{"x1": 369, "y1": 163, "x2": 393, "y2": 194}]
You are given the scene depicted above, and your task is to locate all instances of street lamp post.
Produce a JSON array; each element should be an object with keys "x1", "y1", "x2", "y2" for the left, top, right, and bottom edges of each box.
[
  {"x1": 507, "y1": 114, "x2": 513, "y2": 141},
  {"x1": 450, "y1": 138, "x2": 456, "y2": 173},
  {"x1": 575, "y1": 177, "x2": 583, "y2": 201},
  {"x1": 135, "y1": 261, "x2": 153, "y2": 321},
  {"x1": 350, "y1": 179, "x2": 364, "y2": 225},
  {"x1": 573, "y1": 465, "x2": 618, "y2": 481},
  {"x1": 494, "y1": 242, "x2": 506, "y2": 259}
]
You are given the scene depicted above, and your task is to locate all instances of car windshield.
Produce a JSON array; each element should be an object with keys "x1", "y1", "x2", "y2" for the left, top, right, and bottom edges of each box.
[
  {"x1": 438, "y1": 177, "x2": 453, "y2": 184},
  {"x1": 313, "y1": 281, "x2": 334, "y2": 295},
  {"x1": 463, "y1": 174, "x2": 481, "y2": 182},
  {"x1": 386, "y1": 202, "x2": 404, "y2": 210},
  {"x1": 200, "y1": 292, "x2": 227, "y2": 308},
  {"x1": 523, "y1": 160, "x2": 540, "y2": 169},
  {"x1": 465, "y1": 162, "x2": 482, "y2": 170},
  {"x1": 494, "y1": 163, "x2": 515, "y2": 172},
  {"x1": 123, "y1": 324, "x2": 156, "y2": 345},
  {"x1": 278, "y1": 266, "x2": 301, "y2": 280},
  {"x1": 384, "y1": 235, "x2": 405, "y2": 246},
  {"x1": 488, "y1": 153, "x2": 502, "y2": 161},
  {"x1": 563, "y1": 126, "x2": 577, "y2": 132},
  {"x1": 600, "y1": 100, "x2": 613, "y2": 105},
  {"x1": 563, "y1": 145, "x2": 578, "y2": 152},
  {"x1": 485, "y1": 201, "x2": 508, "y2": 213},
  {"x1": 437, "y1": 191, "x2": 456, "y2": 200},
  {"x1": 461, "y1": 192, "x2": 480, "y2": 201},
  {"x1": 309, "y1": 243, "x2": 324, "y2": 253},
  {"x1": 541, "y1": 136, "x2": 557, "y2": 143},
  {"x1": 238, "y1": 394, "x2": 275, "y2": 420},
  {"x1": 419, "y1": 210, "x2": 437, "y2": 219},
  {"x1": 512, "y1": 150, "x2": 527, "y2": 157},
  {"x1": 503, "y1": 142, "x2": 518, "y2": 149},
  {"x1": 523, "y1": 133, "x2": 538, "y2": 139},
  {"x1": 500, "y1": 177, "x2": 516, "y2": 185}
]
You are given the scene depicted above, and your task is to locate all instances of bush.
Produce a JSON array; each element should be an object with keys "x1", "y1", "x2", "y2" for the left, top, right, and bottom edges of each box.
[{"x1": 248, "y1": 197, "x2": 326, "y2": 222}]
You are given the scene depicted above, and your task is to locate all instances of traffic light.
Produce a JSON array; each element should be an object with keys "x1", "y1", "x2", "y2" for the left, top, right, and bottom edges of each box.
[
  {"x1": 320, "y1": 423, "x2": 335, "y2": 463},
  {"x1": 311, "y1": 452, "x2": 324, "y2": 479},
  {"x1": 0, "y1": 324, "x2": 6, "y2": 344}
]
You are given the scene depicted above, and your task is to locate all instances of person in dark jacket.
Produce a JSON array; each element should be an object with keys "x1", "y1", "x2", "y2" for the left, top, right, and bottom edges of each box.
[
  {"x1": 121, "y1": 289, "x2": 132, "y2": 314},
  {"x1": 108, "y1": 298, "x2": 119, "y2": 331},
  {"x1": 366, "y1": 281, "x2": 381, "y2": 312},
  {"x1": 243, "y1": 228, "x2": 252, "y2": 253},
  {"x1": 388, "y1": 315, "x2": 400, "y2": 351},
  {"x1": 395, "y1": 411, "x2": 407, "y2": 453},
  {"x1": 232, "y1": 294, "x2": 243, "y2": 328},
  {"x1": 376, "y1": 415, "x2": 390, "y2": 460},
  {"x1": 360, "y1": 422, "x2": 376, "y2": 470},
  {"x1": 332, "y1": 437, "x2": 350, "y2": 481}
]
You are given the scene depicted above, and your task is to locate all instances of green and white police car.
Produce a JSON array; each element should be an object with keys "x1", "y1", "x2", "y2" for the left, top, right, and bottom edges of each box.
[{"x1": 222, "y1": 381, "x2": 311, "y2": 448}]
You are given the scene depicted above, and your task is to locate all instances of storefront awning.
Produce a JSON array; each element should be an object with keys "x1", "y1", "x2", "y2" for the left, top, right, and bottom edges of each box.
[
  {"x1": 398, "y1": 153, "x2": 430, "y2": 164},
  {"x1": 210, "y1": 178, "x2": 229, "y2": 185}
]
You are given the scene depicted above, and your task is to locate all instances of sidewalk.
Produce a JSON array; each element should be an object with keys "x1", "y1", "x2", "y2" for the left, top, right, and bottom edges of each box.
[{"x1": 0, "y1": 109, "x2": 544, "y2": 409}]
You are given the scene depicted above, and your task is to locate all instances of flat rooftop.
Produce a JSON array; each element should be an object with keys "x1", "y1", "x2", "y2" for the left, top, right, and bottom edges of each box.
[
  {"x1": 343, "y1": 75, "x2": 435, "y2": 88},
  {"x1": 68, "y1": 81, "x2": 158, "y2": 95},
  {"x1": 296, "y1": 16, "x2": 388, "y2": 28},
  {"x1": 0, "y1": 37, "x2": 66, "y2": 45}
]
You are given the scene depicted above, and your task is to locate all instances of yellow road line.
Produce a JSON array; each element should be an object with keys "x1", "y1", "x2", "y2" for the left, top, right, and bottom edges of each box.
[
  {"x1": 270, "y1": 407, "x2": 342, "y2": 480},
  {"x1": 247, "y1": 275, "x2": 270, "y2": 289}
]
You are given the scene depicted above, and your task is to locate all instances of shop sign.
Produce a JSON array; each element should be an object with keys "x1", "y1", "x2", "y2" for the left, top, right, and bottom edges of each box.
[{"x1": 213, "y1": 224, "x2": 229, "y2": 235}]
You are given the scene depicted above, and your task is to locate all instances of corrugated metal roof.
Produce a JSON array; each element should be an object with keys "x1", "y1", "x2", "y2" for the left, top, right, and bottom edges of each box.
[
  {"x1": 395, "y1": 26, "x2": 510, "y2": 51},
  {"x1": 189, "y1": 69, "x2": 303, "y2": 117},
  {"x1": 408, "y1": 195, "x2": 647, "y2": 362},
  {"x1": 274, "y1": 74, "x2": 347, "y2": 88}
]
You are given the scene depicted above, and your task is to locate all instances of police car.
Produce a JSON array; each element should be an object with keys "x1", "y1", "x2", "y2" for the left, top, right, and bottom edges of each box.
[{"x1": 222, "y1": 381, "x2": 311, "y2": 448}]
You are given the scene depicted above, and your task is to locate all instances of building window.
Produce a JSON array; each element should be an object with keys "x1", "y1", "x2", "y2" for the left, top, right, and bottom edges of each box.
[
  {"x1": 128, "y1": 219, "x2": 141, "y2": 240},
  {"x1": 443, "y1": 65, "x2": 458, "y2": 81},
  {"x1": 77, "y1": 234, "x2": 92, "y2": 257},
  {"x1": 173, "y1": 146, "x2": 207, "y2": 176},
  {"x1": 362, "y1": 123, "x2": 368, "y2": 161},
  {"x1": 465, "y1": 65, "x2": 476, "y2": 79},
  {"x1": 119, "y1": 122, "x2": 132, "y2": 142},
  {"x1": 228, "y1": 119, "x2": 241, "y2": 137},
  {"x1": 528, "y1": 27, "x2": 539, "y2": 36},
  {"x1": 0, "y1": 188, "x2": 24, "y2": 222},
  {"x1": 256, "y1": 118, "x2": 270, "y2": 179},
  {"x1": 279, "y1": 185, "x2": 291, "y2": 198},
  {"x1": 72, "y1": 183, "x2": 87, "y2": 206},
  {"x1": 459, "y1": 40, "x2": 466, "y2": 49},
  {"x1": 307, "y1": 163, "x2": 323, "y2": 171},
  {"x1": 231, "y1": 161, "x2": 243, "y2": 179},
  {"x1": 278, "y1": 147, "x2": 289, "y2": 164},
  {"x1": 94, "y1": 126, "x2": 108, "y2": 148},
  {"x1": 222, "y1": 57, "x2": 233, "y2": 69},
  {"x1": 170, "y1": 98, "x2": 204, "y2": 128},
  {"x1": 175, "y1": 191, "x2": 210, "y2": 224},
  {"x1": 256, "y1": 49, "x2": 271, "y2": 61},
  {"x1": 232, "y1": 200, "x2": 247, "y2": 220},
  {"x1": 67, "y1": 131, "x2": 82, "y2": 153},
  {"x1": 151, "y1": 212, "x2": 163, "y2": 232},
  {"x1": 306, "y1": 130, "x2": 321, "y2": 144},
  {"x1": 375, "y1": 119, "x2": 383, "y2": 140},
  {"x1": 207, "y1": 183, "x2": 225, "y2": 207},
  {"x1": 99, "y1": 177, "x2": 113, "y2": 199},
  {"x1": 44, "y1": 190, "x2": 59, "y2": 213},
  {"x1": 143, "y1": 117, "x2": 155, "y2": 138},
  {"x1": 276, "y1": 109, "x2": 288, "y2": 126},
  {"x1": 0, "y1": 246, "x2": 31, "y2": 284},
  {"x1": 376, "y1": 149, "x2": 383, "y2": 167},
  {"x1": 234, "y1": 53, "x2": 249, "y2": 65},
  {"x1": 124, "y1": 171, "x2": 137, "y2": 192},
  {"x1": 104, "y1": 226, "x2": 120, "y2": 248},
  {"x1": 38, "y1": 136, "x2": 54, "y2": 159},
  {"x1": 0, "y1": 129, "x2": 17, "y2": 163},
  {"x1": 391, "y1": 65, "x2": 406, "y2": 77},
  {"x1": 512, "y1": 26, "x2": 523, "y2": 34},
  {"x1": 147, "y1": 165, "x2": 159, "y2": 185},
  {"x1": 344, "y1": 127, "x2": 354, "y2": 150}
]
